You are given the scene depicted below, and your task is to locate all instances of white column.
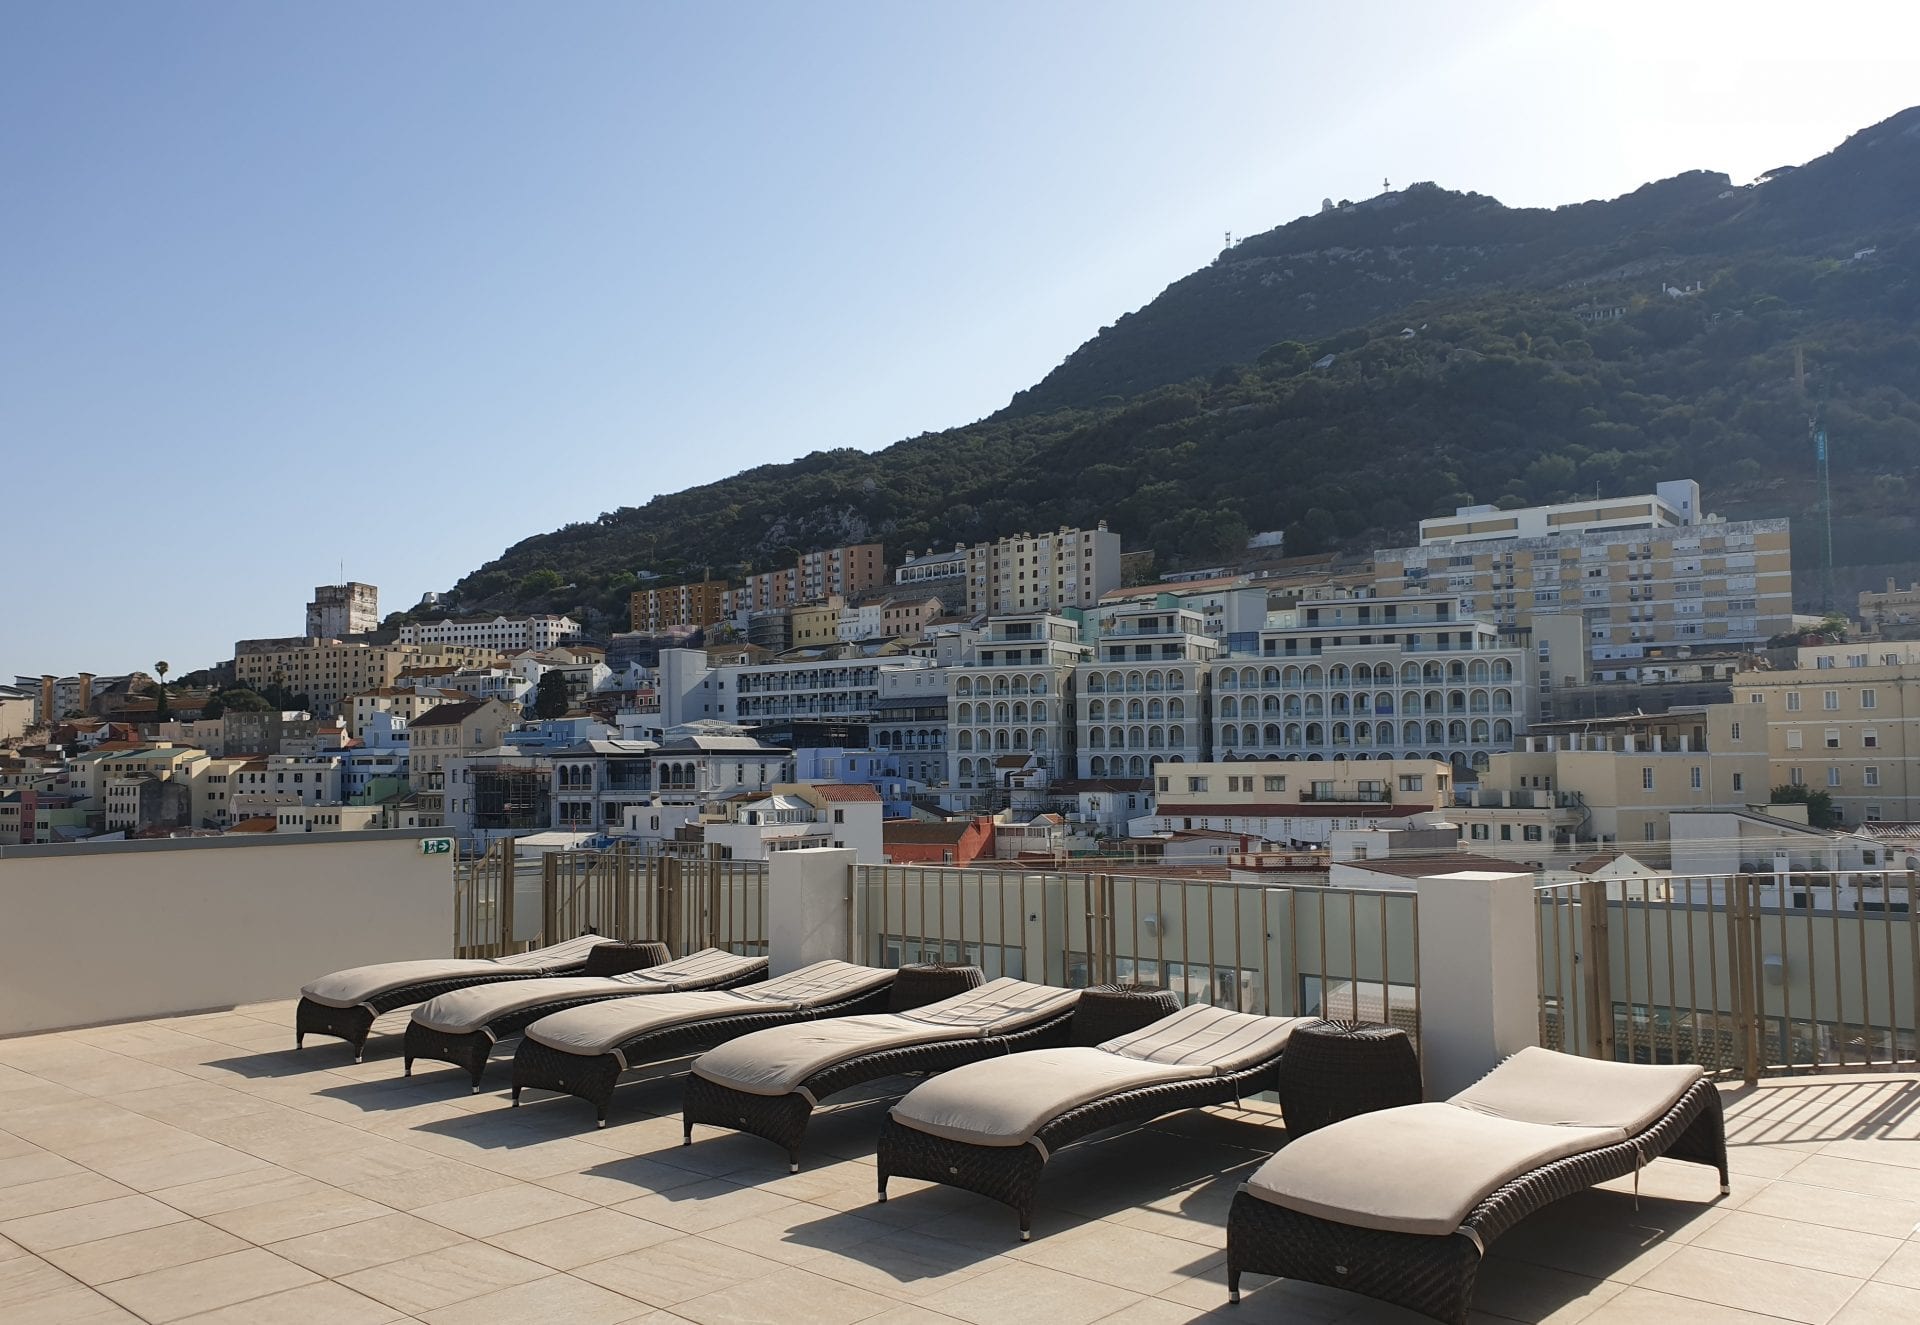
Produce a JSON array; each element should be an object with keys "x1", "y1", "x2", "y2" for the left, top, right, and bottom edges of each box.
[
  {"x1": 767, "y1": 847, "x2": 856, "y2": 975},
  {"x1": 1413, "y1": 869, "x2": 1539, "y2": 1099}
]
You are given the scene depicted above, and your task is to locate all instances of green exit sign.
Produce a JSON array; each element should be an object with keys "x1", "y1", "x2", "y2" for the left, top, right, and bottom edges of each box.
[{"x1": 420, "y1": 837, "x2": 454, "y2": 856}]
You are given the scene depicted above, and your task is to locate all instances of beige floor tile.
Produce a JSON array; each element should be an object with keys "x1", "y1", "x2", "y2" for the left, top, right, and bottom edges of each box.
[
  {"x1": 90, "y1": 1143, "x2": 267, "y2": 1193},
  {"x1": 0, "y1": 1151, "x2": 84, "y2": 1190},
  {"x1": 1785, "y1": 1155, "x2": 1920, "y2": 1203},
  {"x1": 44, "y1": 1220, "x2": 250, "y2": 1285},
  {"x1": 201, "y1": 1188, "x2": 393, "y2": 1244},
  {"x1": 672, "y1": 1263, "x2": 897, "y2": 1325},
  {"x1": 1691, "y1": 1210, "x2": 1904, "y2": 1279},
  {"x1": 1740, "y1": 1178, "x2": 1920, "y2": 1238},
  {"x1": 417, "y1": 1271, "x2": 653, "y2": 1324},
  {"x1": 413, "y1": 1184, "x2": 595, "y2": 1239},
  {"x1": 268, "y1": 1210, "x2": 468, "y2": 1276},
  {"x1": 0, "y1": 1175, "x2": 136, "y2": 1224},
  {"x1": 2, "y1": 1193, "x2": 186, "y2": 1252},
  {"x1": 696, "y1": 1204, "x2": 892, "y2": 1268},
  {"x1": 1013, "y1": 1220, "x2": 1224, "y2": 1296},
  {"x1": 1833, "y1": 1281, "x2": 1920, "y2": 1324},
  {"x1": 340, "y1": 1157, "x2": 522, "y2": 1211},
  {"x1": 338, "y1": 1242, "x2": 553, "y2": 1315},
  {"x1": 572, "y1": 1234, "x2": 790, "y2": 1308},
  {"x1": 1470, "y1": 1259, "x2": 1628, "y2": 1324},
  {"x1": 1634, "y1": 1244, "x2": 1863, "y2": 1323},
  {"x1": 3, "y1": 1284, "x2": 144, "y2": 1322},
  {"x1": 96, "y1": 1247, "x2": 319, "y2": 1322},
  {"x1": 485, "y1": 1208, "x2": 679, "y2": 1271},
  {"x1": 918, "y1": 1260, "x2": 1143, "y2": 1325},
  {"x1": 170, "y1": 1278, "x2": 406, "y2": 1324},
  {"x1": 804, "y1": 1226, "x2": 1008, "y2": 1302},
  {"x1": 1156, "y1": 1259, "x2": 1353, "y2": 1320},
  {"x1": 149, "y1": 1168, "x2": 330, "y2": 1218},
  {"x1": 1087, "y1": 1300, "x2": 1207, "y2": 1325},
  {"x1": 1875, "y1": 1241, "x2": 1920, "y2": 1290},
  {"x1": 1574, "y1": 1285, "x2": 1782, "y2": 1324},
  {"x1": 1, "y1": 1254, "x2": 86, "y2": 1310},
  {"x1": 0, "y1": 1232, "x2": 23, "y2": 1261},
  {"x1": 611, "y1": 1177, "x2": 798, "y2": 1234},
  {"x1": 536, "y1": 1156, "x2": 707, "y2": 1206}
]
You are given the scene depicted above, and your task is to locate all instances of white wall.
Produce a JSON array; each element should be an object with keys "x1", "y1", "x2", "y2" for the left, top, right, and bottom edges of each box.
[{"x1": 0, "y1": 831, "x2": 451, "y2": 1035}]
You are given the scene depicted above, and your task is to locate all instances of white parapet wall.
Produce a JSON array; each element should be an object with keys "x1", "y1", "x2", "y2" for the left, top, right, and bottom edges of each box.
[
  {"x1": 767, "y1": 847, "x2": 856, "y2": 975},
  {"x1": 0, "y1": 831, "x2": 453, "y2": 1036}
]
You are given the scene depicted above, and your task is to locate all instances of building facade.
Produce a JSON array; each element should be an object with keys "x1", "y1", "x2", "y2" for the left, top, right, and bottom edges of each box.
[
  {"x1": 306, "y1": 582, "x2": 379, "y2": 639},
  {"x1": 630, "y1": 581, "x2": 728, "y2": 632},
  {"x1": 869, "y1": 667, "x2": 949, "y2": 786},
  {"x1": 1075, "y1": 606, "x2": 1217, "y2": 778},
  {"x1": 398, "y1": 614, "x2": 579, "y2": 654},
  {"x1": 948, "y1": 614, "x2": 1089, "y2": 793},
  {"x1": 962, "y1": 524, "x2": 1122, "y2": 616},
  {"x1": 232, "y1": 639, "x2": 495, "y2": 717},
  {"x1": 723, "y1": 543, "x2": 887, "y2": 616}
]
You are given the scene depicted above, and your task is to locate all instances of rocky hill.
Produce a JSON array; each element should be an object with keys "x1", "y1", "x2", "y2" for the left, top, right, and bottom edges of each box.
[{"x1": 444, "y1": 108, "x2": 1920, "y2": 629}]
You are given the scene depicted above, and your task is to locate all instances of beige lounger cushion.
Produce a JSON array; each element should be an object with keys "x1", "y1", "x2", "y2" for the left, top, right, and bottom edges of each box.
[
  {"x1": 524, "y1": 990, "x2": 799, "y2": 1061},
  {"x1": 1243, "y1": 1103, "x2": 1624, "y2": 1236},
  {"x1": 891, "y1": 1048, "x2": 1207, "y2": 1150},
  {"x1": 693, "y1": 1014, "x2": 974, "y2": 1097},
  {"x1": 1097, "y1": 1004, "x2": 1309, "y2": 1075},
  {"x1": 300, "y1": 934, "x2": 605, "y2": 1009},
  {"x1": 410, "y1": 978, "x2": 656, "y2": 1035},
  {"x1": 748, "y1": 961, "x2": 896, "y2": 1006},
  {"x1": 627, "y1": 949, "x2": 767, "y2": 992},
  {"x1": 899, "y1": 978, "x2": 1082, "y2": 1034},
  {"x1": 1449, "y1": 1047, "x2": 1704, "y2": 1136}
]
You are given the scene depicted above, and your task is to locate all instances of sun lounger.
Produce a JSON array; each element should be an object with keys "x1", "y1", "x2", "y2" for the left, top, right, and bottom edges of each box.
[
  {"x1": 683, "y1": 977, "x2": 1087, "y2": 1170},
  {"x1": 1225, "y1": 1047, "x2": 1729, "y2": 1325},
  {"x1": 402, "y1": 948, "x2": 770, "y2": 1090},
  {"x1": 877, "y1": 1003, "x2": 1310, "y2": 1237},
  {"x1": 296, "y1": 933, "x2": 611, "y2": 1060},
  {"x1": 509, "y1": 960, "x2": 902, "y2": 1125}
]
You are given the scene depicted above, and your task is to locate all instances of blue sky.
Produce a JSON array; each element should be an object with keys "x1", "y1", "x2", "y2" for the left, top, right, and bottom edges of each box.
[{"x1": 4, "y1": 2, "x2": 1917, "y2": 679}]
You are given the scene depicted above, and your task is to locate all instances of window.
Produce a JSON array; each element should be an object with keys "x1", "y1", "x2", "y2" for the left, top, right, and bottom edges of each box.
[
  {"x1": 1643, "y1": 822, "x2": 1656, "y2": 842},
  {"x1": 1690, "y1": 767, "x2": 1702, "y2": 790},
  {"x1": 1827, "y1": 768, "x2": 1842, "y2": 788},
  {"x1": 1790, "y1": 767, "x2": 1804, "y2": 787},
  {"x1": 1398, "y1": 775, "x2": 1424, "y2": 791},
  {"x1": 1732, "y1": 772, "x2": 1744, "y2": 792},
  {"x1": 1823, "y1": 690, "x2": 1839, "y2": 711},
  {"x1": 1157, "y1": 777, "x2": 1169, "y2": 792},
  {"x1": 1186, "y1": 776, "x2": 1208, "y2": 793},
  {"x1": 1523, "y1": 825, "x2": 1542, "y2": 842},
  {"x1": 1861, "y1": 689, "x2": 1877, "y2": 710},
  {"x1": 1825, "y1": 729, "x2": 1841, "y2": 749},
  {"x1": 1730, "y1": 722, "x2": 1741, "y2": 741},
  {"x1": 1263, "y1": 775, "x2": 1286, "y2": 792},
  {"x1": 1785, "y1": 692, "x2": 1801, "y2": 711},
  {"x1": 833, "y1": 808, "x2": 845, "y2": 823},
  {"x1": 1864, "y1": 729, "x2": 1879, "y2": 749},
  {"x1": 1469, "y1": 823, "x2": 1489, "y2": 840},
  {"x1": 1641, "y1": 767, "x2": 1654, "y2": 790},
  {"x1": 1750, "y1": 693, "x2": 1764, "y2": 703},
  {"x1": 1864, "y1": 767, "x2": 1880, "y2": 787},
  {"x1": 1500, "y1": 824, "x2": 1512, "y2": 841},
  {"x1": 1786, "y1": 730, "x2": 1803, "y2": 750}
]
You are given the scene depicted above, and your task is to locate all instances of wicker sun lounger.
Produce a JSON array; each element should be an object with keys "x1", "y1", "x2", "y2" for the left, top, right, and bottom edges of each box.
[
  {"x1": 1226, "y1": 1047, "x2": 1729, "y2": 1325},
  {"x1": 402, "y1": 948, "x2": 770, "y2": 1090},
  {"x1": 877, "y1": 1003, "x2": 1311, "y2": 1237},
  {"x1": 509, "y1": 960, "x2": 904, "y2": 1126},
  {"x1": 683, "y1": 977, "x2": 1091, "y2": 1171},
  {"x1": 296, "y1": 933, "x2": 614, "y2": 1061}
]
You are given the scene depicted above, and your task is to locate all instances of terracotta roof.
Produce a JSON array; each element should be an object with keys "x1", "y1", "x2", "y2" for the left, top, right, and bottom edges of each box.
[
  {"x1": 807, "y1": 783, "x2": 882, "y2": 803},
  {"x1": 407, "y1": 701, "x2": 485, "y2": 727},
  {"x1": 992, "y1": 754, "x2": 1034, "y2": 769},
  {"x1": 883, "y1": 820, "x2": 975, "y2": 844},
  {"x1": 227, "y1": 817, "x2": 278, "y2": 834},
  {"x1": 1572, "y1": 851, "x2": 1625, "y2": 876}
]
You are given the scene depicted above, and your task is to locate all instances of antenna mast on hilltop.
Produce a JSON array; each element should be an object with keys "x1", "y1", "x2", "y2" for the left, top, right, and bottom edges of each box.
[{"x1": 1798, "y1": 350, "x2": 1835, "y2": 613}]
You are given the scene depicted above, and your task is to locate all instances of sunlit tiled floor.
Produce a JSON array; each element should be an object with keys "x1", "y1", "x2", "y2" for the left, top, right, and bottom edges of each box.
[{"x1": 1, "y1": 1002, "x2": 1917, "y2": 1323}]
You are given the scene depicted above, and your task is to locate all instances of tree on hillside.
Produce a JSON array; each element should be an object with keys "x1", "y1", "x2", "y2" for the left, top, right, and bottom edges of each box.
[
  {"x1": 534, "y1": 670, "x2": 570, "y2": 719},
  {"x1": 201, "y1": 688, "x2": 274, "y2": 720},
  {"x1": 153, "y1": 661, "x2": 171, "y2": 721}
]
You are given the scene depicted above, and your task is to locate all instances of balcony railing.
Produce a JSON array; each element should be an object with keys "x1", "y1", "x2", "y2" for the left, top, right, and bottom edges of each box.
[
  {"x1": 1537, "y1": 872, "x2": 1919, "y2": 1084},
  {"x1": 1299, "y1": 788, "x2": 1390, "y2": 803}
]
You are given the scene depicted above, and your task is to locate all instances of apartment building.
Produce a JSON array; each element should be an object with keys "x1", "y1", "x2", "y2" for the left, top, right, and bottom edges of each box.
[
  {"x1": 1075, "y1": 606, "x2": 1218, "y2": 778},
  {"x1": 1732, "y1": 644, "x2": 1920, "y2": 825},
  {"x1": 1132, "y1": 758, "x2": 1453, "y2": 843},
  {"x1": 398, "y1": 613, "x2": 579, "y2": 654},
  {"x1": 189, "y1": 755, "x2": 252, "y2": 828},
  {"x1": 1208, "y1": 595, "x2": 1531, "y2": 772},
  {"x1": 1859, "y1": 578, "x2": 1920, "y2": 629},
  {"x1": 226, "y1": 752, "x2": 348, "y2": 823},
  {"x1": 1095, "y1": 578, "x2": 1271, "y2": 653},
  {"x1": 630, "y1": 580, "x2": 728, "y2": 631},
  {"x1": 723, "y1": 543, "x2": 887, "y2": 616},
  {"x1": 892, "y1": 546, "x2": 968, "y2": 599},
  {"x1": 655, "y1": 647, "x2": 935, "y2": 731},
  {"x1": 306, "y1": 582, "x2": 379, "y2": 639},
  {"x1": 869, "y1": 667, "x2": 949, "y2": 786},
  {"x1": 789, "y1": 598, "x2": 845, "y2": 649},
  {"x1": 1487, "y1": 707, "x2": 1769, "y2": 857},
  {"x1": 232, "y1": 639, "x2": 496, "y2": 716},
  {"x1": 705, "y1": 783, "x2": 884, "y2": 862},
  {"x1": 649, "y1": 734, "x2": 795, "y2": 806},
  {"x1": 405, "y1": 697, "x2": 523, "y2": 825},
  {"x1": 347, "y1": 687, "x2": 464, "y2": 740},
  {"x1": 550, "y1": 739, "x2": 656, "y2": 833},
  {"x1": 1377, "y1": 480, "x2": 1793, "y2": 684},
  {"x1": 877, "y1": 594, "x2": 944, "y2": 640},
  {"x1": 963, "y1": 524, "x2": 1123, "y2": 616},
  {"x1": 948, "y1": 613, "x2": 1090, "y2": 792}
]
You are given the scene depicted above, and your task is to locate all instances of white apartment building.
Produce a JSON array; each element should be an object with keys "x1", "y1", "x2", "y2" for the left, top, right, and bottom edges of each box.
[
  {"x1": 1075, "y1": 606, "x2": 1217, "y2": 778},
  {"x1": 869, "y1": 668, "x2": 949, "y2": 787},
  {"x1": 649, "y1": 735, "x2": 794, "y2": 806},
  {"x1": 964, "y1": 524, "x2": 1122, "y2": 616},
  {"x1": 948, "y1": 613, "x2": 1090, "y2": 792},
  {"x1": 1417, "y1": 480, "x2": 1701, "y2": 544},
  {"x1": 1209, "y1": 595, "x2": 1531, "y2": 772},
  {"x1": 227, "y1": 753, "x2": 346, "y2": 821},
  {"x1": 398, "y1": 614, "x2": 579, "y2": 654},
  {"x1": 705, "y1": 783, "x2": 884, "y2": 863},
  {"x1": 655, "y1": 647, "x2": 935, "y2": 730},
  {"x1": 1093, "y1": 578, "x2": 1272, "y2": 652},
  {"x1": 892, "y1": 546, "x2": 968, "y2": 594}
]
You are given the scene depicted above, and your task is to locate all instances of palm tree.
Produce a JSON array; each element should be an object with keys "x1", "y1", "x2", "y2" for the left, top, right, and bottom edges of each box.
[{"x1": 154, "y1": 661, "x2": 171, "y2": 721}]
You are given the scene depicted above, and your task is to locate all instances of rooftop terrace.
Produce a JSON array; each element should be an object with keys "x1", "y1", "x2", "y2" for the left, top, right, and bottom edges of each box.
[{"x1": 0, "y1": 1009, "x2": 1916, "y2": 1325}]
